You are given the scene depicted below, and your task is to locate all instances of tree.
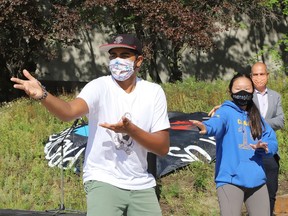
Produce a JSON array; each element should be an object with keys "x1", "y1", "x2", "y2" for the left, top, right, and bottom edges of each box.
[
  {"x1": 261, "y1": 0, "x2": 288, "y2": 75},
  {"x1": 0, "y1": 0, "x2": 285, "y2": 102},
  {"x1": 82, "y1": 0, "x2": 284, "y2": 82},
  {"x1": 0, "y1": 0, "x2": 83, "y2": 101}
]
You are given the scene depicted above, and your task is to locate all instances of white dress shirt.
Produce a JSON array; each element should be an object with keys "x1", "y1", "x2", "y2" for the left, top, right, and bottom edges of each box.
[{"x1": 255, "y1": 88, "x2": 268, "y2": 118}]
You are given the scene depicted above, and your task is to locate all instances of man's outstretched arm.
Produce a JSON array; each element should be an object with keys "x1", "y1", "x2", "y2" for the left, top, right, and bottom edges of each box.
[{"x1": 11, "y1": 69, "x2": 88, "y2": 122}]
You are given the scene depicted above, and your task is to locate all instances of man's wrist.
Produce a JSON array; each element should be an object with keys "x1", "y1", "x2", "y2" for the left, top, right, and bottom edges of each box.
[{"x1": 36, "y1": 82, "x2": 48, "y2": 101}]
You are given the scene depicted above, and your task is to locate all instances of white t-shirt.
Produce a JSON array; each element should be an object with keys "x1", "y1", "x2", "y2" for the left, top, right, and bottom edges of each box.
[{"x1": 77, "y1": 75, "x2": 170, "y2": 190}]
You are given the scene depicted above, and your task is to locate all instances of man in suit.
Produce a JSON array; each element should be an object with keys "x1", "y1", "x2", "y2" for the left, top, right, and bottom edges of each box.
[{"x1": 250, "y1": 62, "x2": 285, "y2": 216}]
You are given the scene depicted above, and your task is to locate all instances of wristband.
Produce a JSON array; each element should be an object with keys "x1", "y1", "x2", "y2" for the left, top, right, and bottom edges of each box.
[{"x1": 36, "y1": 82, "x2": 48, "y2": 101}]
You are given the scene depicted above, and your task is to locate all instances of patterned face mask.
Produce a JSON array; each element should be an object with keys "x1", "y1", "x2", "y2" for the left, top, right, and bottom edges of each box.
[
  {"x1": 109, "y1": 58, "x2": 135, "y2": 81},
  {"x1": 231, "y1": 90, "x2": 253, "y2": 106}
]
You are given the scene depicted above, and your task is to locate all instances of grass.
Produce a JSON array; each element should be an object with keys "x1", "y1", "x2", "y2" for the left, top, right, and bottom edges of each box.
[{"x1": 0, "y1": 76, "x2": 287, "y2": 215}]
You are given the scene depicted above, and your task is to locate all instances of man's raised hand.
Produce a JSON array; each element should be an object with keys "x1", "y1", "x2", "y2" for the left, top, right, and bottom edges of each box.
[{"x1": 10, "y1": 69, "x2": 45, "y2": 100}]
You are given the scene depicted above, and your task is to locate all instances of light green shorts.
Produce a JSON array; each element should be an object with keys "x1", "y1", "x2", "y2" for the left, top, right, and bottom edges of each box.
[{"x1": 84, "y1": 180, "x2": 162, "y2": 216}]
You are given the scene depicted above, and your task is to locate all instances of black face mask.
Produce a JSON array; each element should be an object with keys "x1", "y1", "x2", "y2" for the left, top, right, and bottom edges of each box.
[{"x1": 231, "y1": 90, "x2": 253, "y2": 106}]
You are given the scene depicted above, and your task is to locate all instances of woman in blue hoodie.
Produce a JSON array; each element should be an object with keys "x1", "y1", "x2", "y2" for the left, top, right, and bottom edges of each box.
[{"x1": 190, "y1": 73, "x2": 278, "y2": 216}]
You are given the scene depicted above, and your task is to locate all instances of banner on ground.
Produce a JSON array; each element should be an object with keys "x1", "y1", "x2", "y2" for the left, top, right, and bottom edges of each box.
[{"x1": 44, "y1": 112, "x2": 216, "y2": 178}]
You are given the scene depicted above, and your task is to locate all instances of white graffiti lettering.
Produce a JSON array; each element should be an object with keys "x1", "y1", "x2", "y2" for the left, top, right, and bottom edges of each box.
[
  {"x1": 44, "y1": 132, "x2": 86, "y2": 169},
  {"x1": 199, "y1": 136, "x2": 216, "y2": 145},
  {"x1": 168, "y1": 137, "x2": 216, "y2": 163}
]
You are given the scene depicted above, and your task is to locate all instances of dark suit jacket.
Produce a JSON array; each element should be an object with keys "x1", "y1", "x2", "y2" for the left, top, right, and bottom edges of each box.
[{"x1": 253, "y1": 88, "x2": 285, "y2": 131}]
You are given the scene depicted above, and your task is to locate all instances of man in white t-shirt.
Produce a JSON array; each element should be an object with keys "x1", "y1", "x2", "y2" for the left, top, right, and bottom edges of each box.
[{"x1": 11, "y1": 34, "x2": 170, "y2": 216}]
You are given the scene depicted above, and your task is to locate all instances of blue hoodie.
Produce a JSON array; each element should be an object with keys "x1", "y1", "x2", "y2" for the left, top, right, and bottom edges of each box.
[{"x1": 204, "y1": 100, "x2": 278, "y2": 188}]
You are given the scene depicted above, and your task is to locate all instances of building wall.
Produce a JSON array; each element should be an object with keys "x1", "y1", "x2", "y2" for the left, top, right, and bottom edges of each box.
[
  {"x1": 37, "y1": 16, "x2": 288, "y2": 84},
  {"x1": 180, "y1": 15, "x2": 288, "y2": 81}
]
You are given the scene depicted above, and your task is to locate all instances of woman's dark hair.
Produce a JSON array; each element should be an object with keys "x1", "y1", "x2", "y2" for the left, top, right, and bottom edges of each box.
[{"x1": 229, "y1": 73, "x2": 265, "y2": 140}]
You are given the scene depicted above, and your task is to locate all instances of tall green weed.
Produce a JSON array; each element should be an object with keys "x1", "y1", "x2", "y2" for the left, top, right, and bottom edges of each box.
[{"x1": 0, "y1": 76, "x2": 287, "y2": 215}]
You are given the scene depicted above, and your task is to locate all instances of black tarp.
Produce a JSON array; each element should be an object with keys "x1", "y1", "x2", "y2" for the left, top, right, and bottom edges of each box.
[
  {"x1": 156, "y1": 112, "x2": 216, "y2": 177},
  {"x1": 44, "y1": 112, "x2": 216, "y2": 178}
]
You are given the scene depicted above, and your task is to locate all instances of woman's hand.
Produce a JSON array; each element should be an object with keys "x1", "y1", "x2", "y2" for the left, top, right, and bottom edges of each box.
[
  {"x1": 250, "y1": 140, "x2": 269, "y2": 153},
  {"x1": 189, "y1": 120, "x2": 207, "y2": 134}
]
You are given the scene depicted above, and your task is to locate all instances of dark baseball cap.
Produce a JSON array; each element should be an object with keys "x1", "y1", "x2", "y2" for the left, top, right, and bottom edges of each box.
[{"x1": 99, "y1": 34, "x2": 142, "y2": 55}]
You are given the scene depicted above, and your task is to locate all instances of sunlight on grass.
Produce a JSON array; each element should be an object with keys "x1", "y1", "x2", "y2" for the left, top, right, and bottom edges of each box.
[{"x1": 0, "y1": 76, "x2": 287, "y2": 215}]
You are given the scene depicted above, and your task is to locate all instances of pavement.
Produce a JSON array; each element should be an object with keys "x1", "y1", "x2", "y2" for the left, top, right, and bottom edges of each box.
[
  {"x1": 0, "y1": 195, "x2": 287, "y2": 216},
  {"x1": 275, "y1": 194, "x2": 288, "y2": 215},
  {"x1": 0, "y1": 209, "x2": 86, "y2": 216}
]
